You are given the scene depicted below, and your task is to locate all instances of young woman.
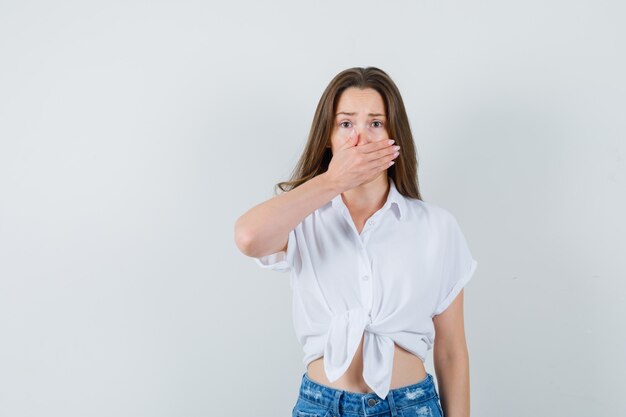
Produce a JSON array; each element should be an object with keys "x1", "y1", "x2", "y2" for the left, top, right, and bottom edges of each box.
[{"x1": 235, "y1": 67, "x2": 478, "y2": 417}]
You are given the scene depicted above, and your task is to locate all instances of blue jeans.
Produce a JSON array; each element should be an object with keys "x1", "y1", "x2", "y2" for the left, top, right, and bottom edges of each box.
[{"x1": 293, "y1": 371, "x2": 444, "y2": 417}]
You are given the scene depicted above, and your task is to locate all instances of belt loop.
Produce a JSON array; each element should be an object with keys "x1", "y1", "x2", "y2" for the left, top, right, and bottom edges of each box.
[
  {"x1": 386, "y1": 390, "x2": 399, "y2": 417},
  {"x1": 330, "y1": 389, "x2": 342, "y2": 417}
]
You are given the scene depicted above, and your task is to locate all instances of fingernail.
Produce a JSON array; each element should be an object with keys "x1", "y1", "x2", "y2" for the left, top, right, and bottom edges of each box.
[{"x1": 388, "y1": 139, "x2": 395, "y2": 144}]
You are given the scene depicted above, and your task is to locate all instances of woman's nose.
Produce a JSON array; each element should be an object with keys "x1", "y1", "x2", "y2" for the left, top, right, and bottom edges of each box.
[
  {"x1": 349, "y1": 130, "x2": 364, "y2": 145},
  {"x1": 352, "y1": 127, "x2": 374, "y2": 142}
]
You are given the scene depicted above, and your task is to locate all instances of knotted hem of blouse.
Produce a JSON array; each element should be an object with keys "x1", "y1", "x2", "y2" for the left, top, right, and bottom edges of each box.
[{"x1": 322, "y1": 307, "x2": 396, "y2": 400}]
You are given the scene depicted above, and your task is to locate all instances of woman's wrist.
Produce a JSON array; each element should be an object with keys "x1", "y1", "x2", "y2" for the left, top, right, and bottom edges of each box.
[{"x1": 315, "y1": 171, "x2": 344, "y2": 198}]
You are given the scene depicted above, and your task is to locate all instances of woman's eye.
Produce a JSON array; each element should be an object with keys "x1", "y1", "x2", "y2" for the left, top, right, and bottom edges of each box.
[
  {"x1": 372, "y1": 121, "x2": 383, "y2": 128},
  {"x1": 339, "y1": 121, "x2": 352, "y2": 128}
]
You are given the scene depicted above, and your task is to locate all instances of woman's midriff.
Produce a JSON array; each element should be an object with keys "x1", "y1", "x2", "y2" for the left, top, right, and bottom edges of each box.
[{"x1": 306, "y1": 334, "x2": 427, "y2": 393}]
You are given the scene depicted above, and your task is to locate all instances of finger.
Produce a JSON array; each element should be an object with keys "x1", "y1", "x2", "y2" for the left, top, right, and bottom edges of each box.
[
  {"x1": 364, "y1": 145, "x2": 399, "y2": 165},
  {"x1": 357, "y1": 137, "x2": 395, "y2": 155},
  {"x1": 369, "y1": 151, "x2": 397, "y2": 172}
]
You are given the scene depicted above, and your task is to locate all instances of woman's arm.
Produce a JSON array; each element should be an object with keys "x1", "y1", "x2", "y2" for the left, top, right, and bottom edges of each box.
[
  {"x1": 433, "y1": 290, "x2": 471, "y2": 417},
  {"x1": 236, "y1": 135, "x2": 396, "y2": 258},
  {"x1": 234, "y1": 172, "x2": 340, "y2": 258}
]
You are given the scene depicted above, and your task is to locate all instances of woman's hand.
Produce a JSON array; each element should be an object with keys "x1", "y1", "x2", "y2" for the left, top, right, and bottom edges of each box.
[{"x1": 325, "y1": 130, "x2": 400, "y2": 193}]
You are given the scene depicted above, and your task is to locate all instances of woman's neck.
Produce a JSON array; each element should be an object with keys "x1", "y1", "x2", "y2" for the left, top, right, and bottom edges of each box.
[{"x1": 340, "y1": 173, "x2": 390, "y2": 214}]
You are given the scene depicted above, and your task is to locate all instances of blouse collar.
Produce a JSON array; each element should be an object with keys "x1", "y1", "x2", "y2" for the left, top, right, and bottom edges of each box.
[{"x1": 329, "y1": 176, "x2": 406, "y2": 221}]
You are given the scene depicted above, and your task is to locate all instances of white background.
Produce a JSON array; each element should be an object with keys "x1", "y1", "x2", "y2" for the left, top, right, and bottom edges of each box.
[{"x1": 1, "y1": 1, "x2": 624, "y2": 416}]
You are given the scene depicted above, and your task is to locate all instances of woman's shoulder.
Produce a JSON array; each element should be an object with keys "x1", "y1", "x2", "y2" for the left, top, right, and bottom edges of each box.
[{"x1": 404, "y1": 197, "x2": 456, "y2": 225}]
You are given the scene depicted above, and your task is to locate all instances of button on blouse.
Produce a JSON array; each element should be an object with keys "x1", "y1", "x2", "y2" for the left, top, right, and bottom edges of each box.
[{"x1": 254, "y1": 177, "x2": 478, "y2": 400}]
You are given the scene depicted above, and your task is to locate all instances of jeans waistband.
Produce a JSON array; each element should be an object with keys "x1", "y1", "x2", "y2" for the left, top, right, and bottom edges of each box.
[{"x1": 298, "y1": 371, "x2": 439, "y2": 415}]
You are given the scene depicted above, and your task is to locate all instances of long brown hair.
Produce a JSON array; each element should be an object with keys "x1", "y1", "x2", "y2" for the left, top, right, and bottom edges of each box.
[{"x1": 276, "y1": 66, "x2": 422, "y2": 201}]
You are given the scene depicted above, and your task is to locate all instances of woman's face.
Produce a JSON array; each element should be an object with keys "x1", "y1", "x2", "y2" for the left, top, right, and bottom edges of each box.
[{"x1": 328, "y1": 87, "x2": 389, "y2": 154}]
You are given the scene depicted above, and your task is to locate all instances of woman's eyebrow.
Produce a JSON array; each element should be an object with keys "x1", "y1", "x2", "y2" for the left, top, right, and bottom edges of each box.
[{"x1": 335, "y1": 112, "x2": 386, "y2": 117}]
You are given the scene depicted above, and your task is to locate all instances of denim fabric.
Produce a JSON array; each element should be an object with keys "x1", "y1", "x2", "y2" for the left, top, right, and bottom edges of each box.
[{"x1": 292, "y1": 372, "x2": 444, "y2": 417}]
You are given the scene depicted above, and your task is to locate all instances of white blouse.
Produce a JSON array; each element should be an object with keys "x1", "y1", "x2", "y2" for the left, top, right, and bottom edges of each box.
[{"x1": 253, "y1": 177, "x2": 478, "y2": 400}]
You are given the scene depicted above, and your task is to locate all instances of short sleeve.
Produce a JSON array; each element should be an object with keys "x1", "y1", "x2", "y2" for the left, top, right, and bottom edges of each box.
[
  {"x1": 432, "y1": 213, "x2": 478, "y2": 317},
  {"x1": 253, "y1": 228, "x2": 297, "y2": 273}
]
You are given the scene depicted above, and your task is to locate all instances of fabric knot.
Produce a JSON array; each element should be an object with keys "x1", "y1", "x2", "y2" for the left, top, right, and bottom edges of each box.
[{"x1": 322, "y1": 308, "x2": 395, "y2": 399}]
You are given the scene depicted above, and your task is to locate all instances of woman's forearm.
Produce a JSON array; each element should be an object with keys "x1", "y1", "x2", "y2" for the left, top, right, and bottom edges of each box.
[
  {"x1": 234, "y1": 172, "x2": 340, "y2": 258},
  {"x1": 434, "y1": 352, "x2": 471, "y2": 417}
]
